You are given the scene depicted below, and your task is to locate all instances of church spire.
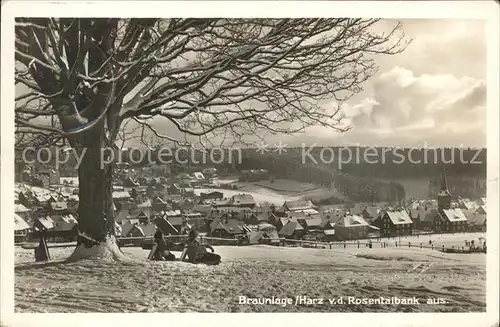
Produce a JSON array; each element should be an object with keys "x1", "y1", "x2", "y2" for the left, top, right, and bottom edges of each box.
[
  {"x1": 440, "y1": 169, "x2": 449, "y2": 192},
  {"x1": 438, "y1": 169, "x2": 451, "y2": 210}
]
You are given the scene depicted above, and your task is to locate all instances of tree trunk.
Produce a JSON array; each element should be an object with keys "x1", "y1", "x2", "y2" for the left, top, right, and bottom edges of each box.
[
  {"x1": 77, "y1": 145, "x2": 114, "y2": 246},
  {"x1": 68, "y1": 122, "x2": 125, "y2": 261}
]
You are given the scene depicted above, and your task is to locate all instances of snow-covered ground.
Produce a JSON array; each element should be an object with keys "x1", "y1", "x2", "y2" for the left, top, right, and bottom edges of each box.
[
  {"x1": 15, "y1": 234, "x2": 486, "y2": 313},
  {"x1": 195, "y1": 187, "x2": 300, "y2": 205}
]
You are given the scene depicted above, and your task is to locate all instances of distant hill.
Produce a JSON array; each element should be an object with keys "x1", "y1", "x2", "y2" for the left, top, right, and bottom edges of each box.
[{"x1": 235, "y1": 147, "x2": 486, "y2": 202}]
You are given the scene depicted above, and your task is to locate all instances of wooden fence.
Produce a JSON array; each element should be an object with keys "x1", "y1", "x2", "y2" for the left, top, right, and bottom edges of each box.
[{"x1": 282, "y1": 238, "x2": 486, "y2": 253}]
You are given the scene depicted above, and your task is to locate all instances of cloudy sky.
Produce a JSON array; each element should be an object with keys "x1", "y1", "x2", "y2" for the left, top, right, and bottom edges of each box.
[
  {"x1": 276, "y1": 19, "x2": 487, "y2": 148},
  {"x1": 132, "y1": 19, "x2": 486, "y2": 149}
]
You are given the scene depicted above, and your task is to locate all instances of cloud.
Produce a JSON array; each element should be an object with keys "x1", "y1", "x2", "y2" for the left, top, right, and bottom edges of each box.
[{"x1": 285, "y1": 66, "x2": 486, "y2": 148}]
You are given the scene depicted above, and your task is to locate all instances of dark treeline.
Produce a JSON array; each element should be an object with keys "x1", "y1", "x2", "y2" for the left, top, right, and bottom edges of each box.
[
  {"x1": 336, "y1": 147, "x2": 486, "y2": 178},
  {"x1": 236, "y1": 149, "x2": 406, "y2": 204}
]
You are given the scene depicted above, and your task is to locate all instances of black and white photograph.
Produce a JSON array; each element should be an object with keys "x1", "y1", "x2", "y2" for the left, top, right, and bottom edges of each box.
[{"x1": 1, "y1": 1, "x2": 499, "y2": 326}]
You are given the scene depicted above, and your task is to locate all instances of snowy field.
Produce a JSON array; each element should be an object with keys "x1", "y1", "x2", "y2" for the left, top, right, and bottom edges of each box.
[
  {"x1": 195, "y1": 187, "x2": 300, "y2": 205},
  {"x1": 15, "y1": 233, "x2": 486, "y2": 313}
]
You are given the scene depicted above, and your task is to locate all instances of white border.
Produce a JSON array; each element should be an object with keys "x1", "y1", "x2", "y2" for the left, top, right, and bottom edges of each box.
[{"x1": 1, "y1": 1, "x2": 499, "y2": 327}]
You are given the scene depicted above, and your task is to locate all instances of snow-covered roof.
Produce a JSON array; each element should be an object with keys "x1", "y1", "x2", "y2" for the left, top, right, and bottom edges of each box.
[
  {"x1": 163, "y1": 210, "x2": 182, "y2": 217},
  {"x1": 442, "y1": 208, "x2": 468, "y2": 222},
  {"x1": 279, "y1": 221, "x2": 304, "y2": 236},
  {"x1": 112, "y1": 191, "x2": 131, "y2": 199},
  {"x1": 297, "y1": 208, "x2": 319, "y2": 215},
  {"x1": 14, "y1": 213, "x2": 30, "y2": 231},
  {"x1": 51, "y1": 201, "x2": 68, "y2": 210},
  {"x1": 362, "y1": 206, "x2": 380, "y2": 218},
  {"x1": 37, "y1": 216, "x2": 55, "y2": 230},
  {"x1": 258, "y1": 223, "x2": 276, "y2": 231},
  {"x1": 281, "y1": 200, "x2": 315, "y2": 212},
  {"x1": 52, "y1": 214, "x2": 77, "y2": 224},
  {"x1": 303, "y1": 216, "x2": 323, "y2": 227},
  {"x1": 385, "y1": 210, "x2": 413, "y2": 225},
  {"x1": 231, "y1": 194, "x2": 255, "y2": 205},
  {"x1": 14, "y1": 204, "x2": 30, "y2": 213},
  {"x1": 341, "y1": 214, "x2": 370, "y2": 227},
  {"x1": 193, "y1": 172, "x2": 206, "y2": 180}
]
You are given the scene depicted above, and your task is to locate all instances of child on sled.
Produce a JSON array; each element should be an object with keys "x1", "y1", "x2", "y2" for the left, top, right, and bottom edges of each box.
[{"x1": 179, "y1": 229, "x2": 221, "y2": 265}]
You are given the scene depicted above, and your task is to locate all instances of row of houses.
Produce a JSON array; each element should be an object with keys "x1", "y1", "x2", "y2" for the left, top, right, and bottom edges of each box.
[{"x1": 14, "y1": 170, "x2": 487, "y2": 244}]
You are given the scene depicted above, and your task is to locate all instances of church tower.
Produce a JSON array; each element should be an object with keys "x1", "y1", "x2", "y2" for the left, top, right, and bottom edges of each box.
[{"x1": 437, "y1": 169, "x2": 451, "y2": 211}]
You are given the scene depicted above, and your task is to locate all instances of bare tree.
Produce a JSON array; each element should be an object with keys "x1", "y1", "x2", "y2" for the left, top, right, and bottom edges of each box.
[
  {"x1": 14, "y1": 18, "x2": 409, "y2": 260},
  {"x1": 115, "y1": 119, "x2": 142, "y2": 151}
]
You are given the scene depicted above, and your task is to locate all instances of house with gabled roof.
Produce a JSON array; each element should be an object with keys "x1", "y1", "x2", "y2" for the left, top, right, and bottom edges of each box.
[
  {"x1": 209, "y1": 218, "x2": 247, "y2": 238},
  {"x1": 436, "y1": 208, "x2": 468, "y2": 233},
  {"x1": 361, "y1": 206, "x2": 381, "y2": 223},
  {"x1": 243, "y1": 212, "x2": 270, "y2": 225},
  {"x1": 278, "y1": 220, "x2": 306, "y2": 239},
  {"x1": 248, "y1": 231, "x2": 266, "y2": 245},
  {"x1": 323, "y1": 208, "x2": 345, "y2": 222},
  {"x1": 33, "y1": 216, "x2": 55, "y2": 231},
  {"x1": 120, "y1": 222, "x2": 143, "y2": 237},
  {"x1": 375, "y1": 210, "x2": 413, "y2": 237},
  {"x1": 300, "y1": 215, "x2": 323, "y2": 230},
  {"x1": 33, "y1": 193, "x2": 57, "y2": 207},
  {"x1": 15, "y1": 203, "x2": 31, "y2": 220},
  {"x1": 153, "y1": 216, "x2": 179, "y2": 235},
  {"x1": 458, "y1": 198, "x2": 477, "y2": 211},
  {"x1": 51, "y1": 214, "x2": 78, "y2": 236},
  {"x1": 333, "y1": 214, "x2": 371, "y2": 240},
  {"x1": 475, "y1": 205, "x2": 487, "y2": 215},
  {"x1": 462, "y1": 208, "x2": 486, "y2": 232},
  {"x1": 419, "y1": 209, "x2": 438, "y2": 231},
  {"x1": 278, "y1": 200, "x2": 316, "y2": 214},
  {"x1": 49, "y1": 201, "x2": 69, "y2": 214},
  {"x1": 275, "y1": 215, "x2": 302, "y2": 231},
  {"x1": 319, "y1": 219, "x2": 335, "y2": 230},
  {"x1": 409, "y1": 208, "x2": 430, "y2": 230}
]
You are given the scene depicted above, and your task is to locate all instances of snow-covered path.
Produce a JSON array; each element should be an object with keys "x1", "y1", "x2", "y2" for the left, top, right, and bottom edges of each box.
[{"x1": 15, "y1": 244, "x2": 486, "y2": 313}]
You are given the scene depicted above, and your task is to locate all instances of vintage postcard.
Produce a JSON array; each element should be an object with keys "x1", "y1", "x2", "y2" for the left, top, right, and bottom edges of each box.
[{"x1": 1, "y1": 1, "x2": 498, "y2": 327}]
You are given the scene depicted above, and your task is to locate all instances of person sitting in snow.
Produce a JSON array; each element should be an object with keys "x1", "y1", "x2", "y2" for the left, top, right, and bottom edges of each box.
[
  {"x1": 180, "y1": 229, "x2": 221, "y2": 265},
  {"x1": 152, "y1": 229, "x2": 175, "y2": 261}
]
